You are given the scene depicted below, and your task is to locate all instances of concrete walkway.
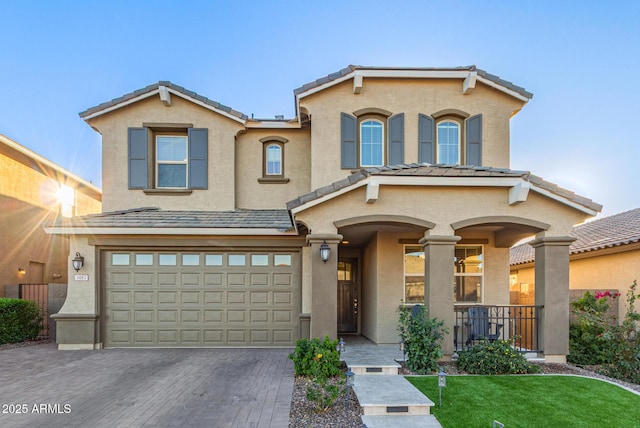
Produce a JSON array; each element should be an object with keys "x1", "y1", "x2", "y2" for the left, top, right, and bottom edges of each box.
[{"x1": 0, "y1": 343, "x2": 293, "y2": 428}]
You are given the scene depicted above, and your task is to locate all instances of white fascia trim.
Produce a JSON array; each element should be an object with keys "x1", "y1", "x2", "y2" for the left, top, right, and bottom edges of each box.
[
  {"x1": 476, "y1": 76, "x2": 530, "y2": 103},
  {"x1": 44, "y1": 227, "x2": 297, "y2": 236},
  {"x1": 291, "y1": 175, "x2": 596, "y2": 215},
  {"x1": 529, "y1": 186, "x2": 598, "y2": 216},
  {"x1": 245, "y1": 121, "x2": 301, "y2": 129},
  {"x1": 82, "y1": 90, "x2": 160, "y2": 120},
  {"x1": 167, "y1": 89, "x2": 246, "y2": 124}
]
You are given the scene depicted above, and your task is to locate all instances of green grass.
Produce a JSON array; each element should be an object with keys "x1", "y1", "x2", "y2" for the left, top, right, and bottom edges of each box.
[{"x1": 407, "y1": 375, "x2": 640, "y2": 428}]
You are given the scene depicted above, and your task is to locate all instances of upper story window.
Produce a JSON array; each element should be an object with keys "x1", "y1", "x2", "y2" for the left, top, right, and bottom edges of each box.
[
  {"x1": 258, "y1": 136, "x2": 289, "y2": 184},
  {"x1": 360, "y1": 120, "x2": 384, "y2": 167},
  {"x1": 266, "y1": 144, "x2": 282, "y2": 175},
  {"x1": 156, "y1": 135, "x2": 188, "y2": 188},
  {"x1": 436, "y1": 121, "x2": 460, "y2": 164},
  {"x1": 127, "y1": 126, "x2": 208, "y2": 191}
]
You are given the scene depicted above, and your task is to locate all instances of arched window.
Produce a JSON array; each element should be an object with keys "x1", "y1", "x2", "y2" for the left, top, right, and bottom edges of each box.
[
  {"x1": 266, "y1": 144, "x2": 282, "y2": 175},
  {"x1": 437, "y1": 121, "x2": 460, "y2": 164},
  {"x1": 360, "y1": 120, "x2": 384, "y2": 167}
]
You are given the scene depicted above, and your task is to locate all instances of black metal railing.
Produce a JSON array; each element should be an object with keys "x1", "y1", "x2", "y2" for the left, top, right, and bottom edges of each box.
[{"x1": 453, "y1": 305, "x2": 542, "y2": 353}]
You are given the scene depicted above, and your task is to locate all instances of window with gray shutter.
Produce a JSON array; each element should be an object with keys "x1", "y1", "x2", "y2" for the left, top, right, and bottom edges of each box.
[
  {"x1": 418, "y1": 114, "x2": 434, "y2": 164},
  {"x1": 388, "y1": 113, "x2": 404, "y2": 165},
  {"x1": 341, "y1": 113, "x2": 357, "y2": 169},
  {"x1": 128, "y1": 127, "x2": 149, "y2": 189},
  {"x1": 465, "y1": 114, "x2": 482, "y2": 166}
]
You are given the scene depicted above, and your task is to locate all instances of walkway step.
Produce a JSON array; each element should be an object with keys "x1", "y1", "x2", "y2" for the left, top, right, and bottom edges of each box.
[
  {"x1": 362, "y1": 415, "x2": 442, "y2": 428},
  {"x1": 353, "y1": 375, "x2": 434, "y2": 416}
]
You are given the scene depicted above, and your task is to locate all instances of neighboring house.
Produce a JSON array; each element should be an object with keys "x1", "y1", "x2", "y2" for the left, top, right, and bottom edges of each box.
[
  {"x1": 0, "y1": 133, "x2": 102, "y2": 296},
  {"x1": 46, "y1": 65, "x2": 601, "y2": 363},
  {"x1": 511, "y1": 208, "x2": 640, "y2": 322}
]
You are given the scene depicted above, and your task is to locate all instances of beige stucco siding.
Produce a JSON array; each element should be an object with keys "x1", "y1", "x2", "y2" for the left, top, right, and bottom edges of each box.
[
  {"x1": 512, "y1": 246, "x2": 640, "y2": 321},
  {"x1": 235, "y1": 129, "x2": 311, "y2": 209},
  {"x1": 361, "y1": 233, "x2": 378, "y2": 341},
  {"x1": 88, "y1": 96, "x2": 244, "y2": 213},
  {"x1": 295, "y1": 185, "x2": 584, "y2": 238},
  {"x1": 300, "y1": 79, "x2": 524, "y2": 190}
]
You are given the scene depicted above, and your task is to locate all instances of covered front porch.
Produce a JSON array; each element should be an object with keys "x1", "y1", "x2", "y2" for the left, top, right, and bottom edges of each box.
[{"x1": 288, "y1": 164, "x2": 601, "y2": 363}]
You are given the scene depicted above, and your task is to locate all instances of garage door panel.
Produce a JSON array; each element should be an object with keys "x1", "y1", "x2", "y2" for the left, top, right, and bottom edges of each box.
[
  {"x1": 104, "y1": 250, "x2": 300, "y2": 347},
  {"x1": 228, "y1": 273, "x2": 246, "y2": 286}
]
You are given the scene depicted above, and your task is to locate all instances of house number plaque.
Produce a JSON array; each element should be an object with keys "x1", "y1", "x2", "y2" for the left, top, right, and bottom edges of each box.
[{"x1": 74, "y1": 274, "x2": 89, "y2": 281}]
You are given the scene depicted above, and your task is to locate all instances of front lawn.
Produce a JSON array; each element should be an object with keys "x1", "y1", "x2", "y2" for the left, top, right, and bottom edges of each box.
[{"x1": 407, "y1": 375, "x2": 640, "y2": 428}]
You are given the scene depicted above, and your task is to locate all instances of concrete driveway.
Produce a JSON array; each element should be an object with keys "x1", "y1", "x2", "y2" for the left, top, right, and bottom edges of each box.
[{"x1": 0, "y1": 343, "x2": 294, "y2": 428}]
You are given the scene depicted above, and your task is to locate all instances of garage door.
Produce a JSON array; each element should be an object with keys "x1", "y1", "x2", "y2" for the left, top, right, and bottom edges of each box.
[{"x1": 103, "y1": 250, "x2": 300, "y2": 347}]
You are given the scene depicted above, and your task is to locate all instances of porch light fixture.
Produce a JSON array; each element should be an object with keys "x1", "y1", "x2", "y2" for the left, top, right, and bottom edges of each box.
[
  {"x1": 18, "y1": 267, "x2": 26, "y2": 275},
  {"x1": 337, "y1": 337, "x2": 345, "y2": 354},
  {"x1": 72, "y1": 252, "x2": 85, "y2": 272},
  {"x1": 319, "y1": 240, "x2": 330, "y2": 263},
  {"x1": 438, "y1": 366, "x2": 447, "y2": 407}
]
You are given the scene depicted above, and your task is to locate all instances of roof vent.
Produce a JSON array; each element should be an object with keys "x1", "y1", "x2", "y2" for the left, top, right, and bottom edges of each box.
[{"x1": 275, "y1": 115, "x2": 284, "y2": 120}]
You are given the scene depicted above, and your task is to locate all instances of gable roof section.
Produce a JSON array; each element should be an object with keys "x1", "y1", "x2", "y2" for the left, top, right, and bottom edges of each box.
[
  {"x1": 287, "y1": 163, "x2": 602, "y2": 216},
  {"x1": 45, "y1": 207, "x2": 295, "y2": 235},
  {"x1": 79, "y1": 81, "x2": 249, "y2": 123},
  {"x1": 293, "y1": 65, "x2": 534, "y2": 102},
  {"x1": 510, "y1": 207, "x2": 640, "y2": 265},
  {"x1": 0, "y1": 133, "x2": 102, "y2": 201}
]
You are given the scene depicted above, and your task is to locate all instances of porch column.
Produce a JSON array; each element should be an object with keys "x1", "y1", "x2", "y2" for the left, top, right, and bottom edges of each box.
[
  {"x1": 530, "y1": 236, "x2": 575, "y2": 363},
  {"x1": 306, "y1": 234, "x2": 342, "y2": 339},
  {"x1": 420, "y1": 234, "x2": 461, "y2": 357}
]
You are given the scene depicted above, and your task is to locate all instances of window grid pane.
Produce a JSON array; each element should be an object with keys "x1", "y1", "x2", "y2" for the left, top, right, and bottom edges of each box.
[
  {"x1": 360, "y1": 121, "x2": 383, "y2": 166},
  {"x1": 437, "y1": 122, "x2": 459, "y2": 164}
]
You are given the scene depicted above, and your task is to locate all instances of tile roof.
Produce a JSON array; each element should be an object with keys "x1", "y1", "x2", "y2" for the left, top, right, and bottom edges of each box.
[
  {"x1": 286, "y1": 163, "x2": 601, "y2": 213},
  {"x1": 510, "y1": 207, "x2": 640, "y2": 265},
  {"x1": 79, "y1": 81, "x2": 249, "y2": 121},
  {"x1": 52, "y1": 207, "x2": 293, "y2": 230},
  {"x1": 293, "y1": 65, "x2": 534, "y2": 99}
]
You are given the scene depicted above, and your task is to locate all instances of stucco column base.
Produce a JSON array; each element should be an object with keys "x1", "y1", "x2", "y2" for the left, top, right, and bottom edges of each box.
[
  {"x1": 306, "y1": 234, "x2": 343, "y2": 340},
  {"x1": 420, "y1": 234, "x2": 461, "y2": 356},
  {"x1": 544, "y1": 355, "x2": 567, "y2": 364},
  {"x1": 530, "y1": 236, "x2": 575, "y2": 358},
  {"x1": 51, "y1": 313, "x2": 100, "y2": 350}
]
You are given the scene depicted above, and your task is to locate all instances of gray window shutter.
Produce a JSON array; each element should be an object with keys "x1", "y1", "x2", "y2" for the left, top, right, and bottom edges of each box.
[
  {"x1": 388, "y1": 113, "x2": 404, "y2": 165},
  {"x1": 188, "y1": 128, "x2": 208, "y2": 189},
  {"x1": 341, "y1": 113, "x2": 357, "y2": 169},
  {"x1": 418, "y1": 114, "x2": 434, "y2": 164},
  {"x1": 128, "y1": 127, "x2": 148, "y2": 189},
  {"x1": 466, "y1": 114, "x2": 482, "y2": 166}
]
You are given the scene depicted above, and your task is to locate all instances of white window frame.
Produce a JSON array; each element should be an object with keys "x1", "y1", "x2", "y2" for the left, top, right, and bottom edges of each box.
[
  {"x1": 436, "y1": 120, "x2": 461, "y2": 165},
  {"x1": 454, "y1": 245, "x2": 484, "y2": 303},
  {"x1": 265, "y1": 144, "x2": 282, "y2": 176},
  {"x1": 156, "y1": 135, "x2": 188, "y2": 189},
  {"x1": 360, "y1": 119, "x2": 385, "y2": 167}
]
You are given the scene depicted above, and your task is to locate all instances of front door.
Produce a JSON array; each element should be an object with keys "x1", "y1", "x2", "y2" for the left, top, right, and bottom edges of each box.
[{"x1": 337, "y1": 259, "x2": 357, "y2": 333}]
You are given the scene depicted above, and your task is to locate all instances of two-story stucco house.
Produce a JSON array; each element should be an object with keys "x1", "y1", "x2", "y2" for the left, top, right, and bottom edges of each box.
[{"x1": 46, "y1": 65, "x2": 601, "y2": 363}]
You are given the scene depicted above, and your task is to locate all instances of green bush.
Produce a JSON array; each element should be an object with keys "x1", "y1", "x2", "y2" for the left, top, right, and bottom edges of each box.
[
  {"x1": 398, "y1": 304, "x2": 446, "y2": 374},
  {"x1": 568, "y1": 291, "x2": 618, "y2": 365},
  {"x1": 456, "y1": 338, "x2": 540, "y2": 375},
  {"x1": 0, "y1": 298, "x2": 44, "y2": 344},
  {"x1": 288, "y1": 336, "x2": 341, "y2": 377}
]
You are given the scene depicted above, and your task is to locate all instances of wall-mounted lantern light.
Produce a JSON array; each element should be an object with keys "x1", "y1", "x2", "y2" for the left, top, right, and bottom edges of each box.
[
  {"x1": 72, "y1": 252, "x2": 84, "y2": 272},
  {"x1": 18, "y1": 267, "x2": 26, "y2": 275},
  {"x1": 319, "y1": 240, "x2": 330, "y2": 263}
]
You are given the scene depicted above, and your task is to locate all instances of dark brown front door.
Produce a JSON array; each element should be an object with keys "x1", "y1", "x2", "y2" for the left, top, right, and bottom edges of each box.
[{"x1": 337, "y1": 259, "x2": 357, "y2": 333}]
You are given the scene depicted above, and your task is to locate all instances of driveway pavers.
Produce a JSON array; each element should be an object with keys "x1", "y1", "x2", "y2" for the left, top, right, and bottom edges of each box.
[{"x1": 0, "y1": 343, "x2": 294, "y2": 427}]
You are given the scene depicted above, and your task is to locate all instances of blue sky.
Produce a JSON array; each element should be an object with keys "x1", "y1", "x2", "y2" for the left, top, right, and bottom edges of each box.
[{"x1": 1, "y1": 1, "x2": 638, "y2": 217}]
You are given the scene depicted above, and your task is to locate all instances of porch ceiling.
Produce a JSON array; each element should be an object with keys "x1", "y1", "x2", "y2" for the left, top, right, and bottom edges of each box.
[
  {"x1": 455, "y1": 223, "x2": 543, "y2": 248},
  {"x1": 338, "y1": 222, "x2": 426, "y2": 248}
]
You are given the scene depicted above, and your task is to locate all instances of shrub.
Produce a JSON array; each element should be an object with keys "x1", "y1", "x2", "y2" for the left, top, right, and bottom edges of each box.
[
  {"x1": 568, "y1": 291, "x2": 618, "y2": 365},
  {"x1": 456, "y1": 337, "x2": 540, "y2": 375},
  {"x1": 288, "y1": 336, "x2": 341, "y2": 377},
  {"x1": 0, "y1": 298, "x2": 44, "y2": 344},
  {"x1": 398, "y1": 304, "x2": 446, "y2": 374},
  {"x1": 289, "y1": 336, "x2": 344, "y2": 413}
]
